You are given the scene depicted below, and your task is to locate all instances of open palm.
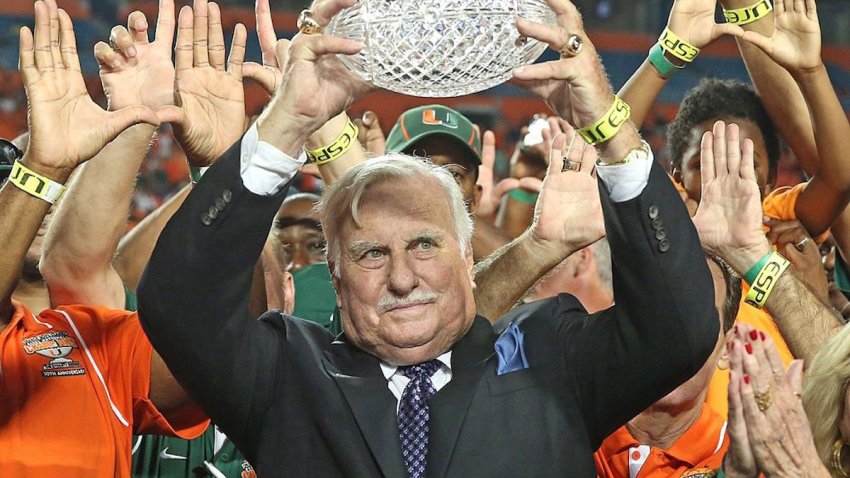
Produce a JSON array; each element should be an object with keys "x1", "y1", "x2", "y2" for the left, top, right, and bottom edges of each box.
[
  {"x1": 741, "y1": 0, "x2": 821, "y2": 72},
  {"x1": 532, "y1": 131, "x2": 604, "y2": 252},
  {"x1": 22, "y1": 1, "x2": 158, "y2": 176},
  {"x1": 667, "y1": 0, "x2": 744, "y2": 48},
  {"x1": 163, "y1": 0, "x2": 247, "y2": 166}
]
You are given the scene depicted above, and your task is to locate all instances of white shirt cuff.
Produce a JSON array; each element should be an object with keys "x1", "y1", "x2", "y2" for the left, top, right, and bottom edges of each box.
[
  {"x1": 239, "y1": 122, "x2": 308, "y2": 196},
  {"x1": 595, "y1": 142, "x2": 654, "y2": 203}
]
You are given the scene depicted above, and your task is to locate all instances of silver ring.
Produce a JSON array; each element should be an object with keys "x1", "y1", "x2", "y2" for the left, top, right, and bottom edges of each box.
[
  {"x1": 795, "y1": 236, "x2": 811, "y2": 252},
  {"x1": 562, "y1": 159, "x2": 581, "y2": 172}
]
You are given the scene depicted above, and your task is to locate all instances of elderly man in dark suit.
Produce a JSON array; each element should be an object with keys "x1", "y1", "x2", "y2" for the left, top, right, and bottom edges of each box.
[{"x1": 138, "y1": 0, "x2": 733, "y2": 476}]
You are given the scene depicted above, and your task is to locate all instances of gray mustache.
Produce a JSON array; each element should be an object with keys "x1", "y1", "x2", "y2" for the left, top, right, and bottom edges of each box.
[{"x1": 377, "y1": 291, "x2": 438, "y2": 313}]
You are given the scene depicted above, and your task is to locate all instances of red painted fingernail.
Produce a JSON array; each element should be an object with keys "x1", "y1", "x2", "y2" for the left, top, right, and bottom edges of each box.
[
  {"x1": 749, "y1": 330, "x2": 758, "y2": 341},
  {"x1": 745, "y1": 343, "x2": 753, "y2": 354},
  {"x1": 744, "y1": 374, "x2": 750, "y2": 384},
  {"x1": 759, "y1": 331, "x2": 765, "y2": 341}
]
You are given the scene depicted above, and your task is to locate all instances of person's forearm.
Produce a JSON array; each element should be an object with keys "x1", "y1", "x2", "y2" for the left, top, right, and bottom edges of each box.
[
  {"x1": 721, "y1": 0, "x2": 820, "y2": 173},
  {"x1": 473, "y1": 229, "x2": 572, "y2": 321},
  {"x1": 115, "y1": 184, "x2": 192, "y2": 293},
  {"x1": 309, "y1": 112, "x2": 369, "y2": 186},
  {"x1": 765, "y1": 268, "x2": 843, "y2": 364},
  {"x1": 0, "y1": 158, "x2": 71, "y2": 322},
  {"x1": 41, "y1": 124, "x2": 156, "y2": 308},
  {"x1": 618, "y1": 59, "x2": 669, "y2": 130}
]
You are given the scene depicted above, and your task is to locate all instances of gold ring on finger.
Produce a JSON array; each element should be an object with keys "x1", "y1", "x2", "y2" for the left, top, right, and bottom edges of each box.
[
  {"x1": 754, "y1": 388, "x2": 772, "y2": 413},
  {"x1": 297, "y1": 10, "x2": 324, "y2": 35},
  {"x1": 562, "y1": 159, "x2": 581, "y2": 172},
  {"x1": 559, "y1": 34, "x2": 583, "y2": 58}
]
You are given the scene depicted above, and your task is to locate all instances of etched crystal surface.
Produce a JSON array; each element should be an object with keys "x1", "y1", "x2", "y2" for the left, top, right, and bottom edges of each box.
[{"x1": 327, "y1": 0, "x2": 556, "y2": 97}]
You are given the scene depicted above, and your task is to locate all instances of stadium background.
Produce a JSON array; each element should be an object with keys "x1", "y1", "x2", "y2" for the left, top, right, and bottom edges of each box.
[{"x1": 0, "y1": 0, "x2": 847, "y2": 224}]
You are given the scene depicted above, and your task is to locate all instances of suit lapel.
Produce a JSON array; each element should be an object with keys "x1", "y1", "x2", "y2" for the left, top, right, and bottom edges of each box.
[
  {"x1": 323, "y1": 340, "x2": 407, "y2": 478},
  {"x1": 428, "y1": 316, "x2": 496, "y2": 477}
]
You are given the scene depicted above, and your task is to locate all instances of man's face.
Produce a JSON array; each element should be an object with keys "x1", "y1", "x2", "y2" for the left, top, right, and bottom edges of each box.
[
  {"x1": 650, "y1": 259, "x2": 732, "y2": 409},
  {"x1": 274, "y1": 197, "x2": 326, "y2": 272},
  {"x1": 408, "y1": 137, "x2": 482, "y2": 212},
  {"x1": 333, "y1": 177, "x2": 476, "y2": 365},
  {"x1": 675, "y1": 118, "x2": 772, "y2": 203}
]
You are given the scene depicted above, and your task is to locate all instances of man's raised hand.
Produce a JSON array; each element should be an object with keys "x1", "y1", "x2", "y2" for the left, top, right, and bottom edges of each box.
[
  {"x1": 242, "y1": 0, "x2": 287, "y2": 95},
  {"x1": 741, "y1": 0, "x2": 821, "y2": 74},
  {"x1": 20, "y1": 0, "x2": 159, "y2": 181},
  {"x1": 94, "y1": 0, "x2": 176, "y2": 112},
  {"x1": 158, "y1": 0, "x2": 248, "y2": 166},
  {"x1": 692, "y1": 121, "x2": 769, "y2": 272}
]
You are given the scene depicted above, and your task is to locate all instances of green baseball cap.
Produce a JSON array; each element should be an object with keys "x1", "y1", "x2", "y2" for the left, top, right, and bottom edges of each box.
[{"x1": 385, "y1": 105, "x2": 482, "y2": 165}]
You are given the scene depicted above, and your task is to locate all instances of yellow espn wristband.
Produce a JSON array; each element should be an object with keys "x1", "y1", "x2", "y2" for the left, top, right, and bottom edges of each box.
[
  {"x1": 658, "y1": 28, "x2": 700, "y2": 63},
  {"x1": 577, "y1": 96, "x2": 631, "y2": 146},
  {"x1": 724, "y1": 0, "x2": 773, "y2": 26},
  {"x1": 9, "y1": 160, "x2": 66, "y2": 204},
  {"x1": 744, "y1": 251, "x2": 790, "y2": 309},
  {"x1": 306, "y1": 120, "x2": 359, "y2": 165}
]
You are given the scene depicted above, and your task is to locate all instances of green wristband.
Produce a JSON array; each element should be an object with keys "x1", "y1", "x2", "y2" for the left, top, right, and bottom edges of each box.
[
  {"x1": 744, "y1": 251, "x2": 773, "y2": 285},
  {"x1": 507, "y1": 188, "x2": 539, "y2": 205},
  {"x1": 648, "y1": 43, "x2": 684, "y2": 79}
]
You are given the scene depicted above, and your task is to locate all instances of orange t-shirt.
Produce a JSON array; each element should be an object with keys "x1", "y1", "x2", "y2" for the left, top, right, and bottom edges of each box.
[
  {"x1": 594, "y1": 405, "x2": 728, "y2": 478},
  {"x1": 0, "y1": 301, "x2": 209, "y2": 477}
]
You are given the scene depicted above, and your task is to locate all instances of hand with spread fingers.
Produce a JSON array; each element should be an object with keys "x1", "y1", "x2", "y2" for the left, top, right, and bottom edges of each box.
[
  {"x1": 530, "y1": 127, "x2": 604, "y2": 254},
  {"x1": 242, "y1": 0, "x2": 288, "y2": 96},
  {"x1": 19, "y1": 0, "x2": 160, "y2": 181},
  {"x1": 741, "y1": 0, "x2": 821, "y2": 74},
  {"x1": 94, "y1": 0, "x2": 176, "y2": 112},
  {"x1": 256, "y1": 0, "x2": 373, "y2": 156},
  {"x1": 727, "y1": 324, "x2": 831, "y2": 478},
  {"x1": 692, "y1": 120, "x2": 770, "y2": 274},
  {"x1": 159, "y1": 0, "x2": 248, "y2": 166}
]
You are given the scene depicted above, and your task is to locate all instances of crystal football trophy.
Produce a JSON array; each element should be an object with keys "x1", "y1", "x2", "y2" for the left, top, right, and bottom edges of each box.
[{"x1": 327, "y1": 0, "x2": 557, "y2": 97}]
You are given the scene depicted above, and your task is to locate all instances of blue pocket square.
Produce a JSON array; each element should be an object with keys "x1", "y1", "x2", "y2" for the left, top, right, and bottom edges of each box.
[{"x1": 495, "y1": 323, "x2": 529, "y2": 375}]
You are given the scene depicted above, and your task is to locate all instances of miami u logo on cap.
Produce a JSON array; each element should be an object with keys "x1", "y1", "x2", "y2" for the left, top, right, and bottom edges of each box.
[{"x1": 422, "y1": 109, "x2": 459, "y2": 129}]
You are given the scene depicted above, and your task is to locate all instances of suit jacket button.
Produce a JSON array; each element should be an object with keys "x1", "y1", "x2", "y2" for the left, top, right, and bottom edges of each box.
[
  {"x1": 222, "y1": 189, "x2": 233, "y2": 203},
  {"x1": 655, "y1": 229, "x2": 667, "y2": 241},
  {"x1": 215, "y1": 197, "x2": 226, "y2": 210},
  {"x1": 659, "y1": 240, "x2": 670, "y2": 253},
  {"x1": 648, "y1": 205, "x2": 659, "y2": 219},
  {"x1": 208, "y1": 206, "x2": 219, "y2": 219},
  {"x1": 651, "y1": 217, "x2": 663, "y2": 230},
  {"x1": 201, "y1": 213, "x2": 213, "y2": 226}
]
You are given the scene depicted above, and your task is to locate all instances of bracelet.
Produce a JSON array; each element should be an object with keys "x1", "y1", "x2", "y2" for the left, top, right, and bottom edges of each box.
[
  {"x1": 8, "y1": 160, "x2": 66, "y2": 204},
  {"x1": 306, "y1": 119, "x2": 359, "y2": 165},
  {"x1": 658, "y1": 27, "x2": 700, "y2": 63},
  {"x1": 507, "y1": 188, "x2": 539, "y2": 204},
  {"x1": 744, "y1": 251, "x2": 773, "y2": 285},
  {"x1": 724, "y1": 0, "x2": 773, "y2": 26},
  {"x1": 744, "y1": 251, "x2": 790, "y2": 309},
  {"x1": 577, "y1": 96, "x2": 631, "y2": 146},
  {"x1": 648, "y1": 43, "x2": 684, "y2": 79}
]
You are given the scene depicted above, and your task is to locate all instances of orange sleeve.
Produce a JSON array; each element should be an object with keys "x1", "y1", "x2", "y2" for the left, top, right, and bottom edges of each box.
[
  {"x1": 56, "y1": 305, "x2": 209, "y2": 438},
  {"x1": 762, "y1": 183, "x2": 830, "y2": 244}
]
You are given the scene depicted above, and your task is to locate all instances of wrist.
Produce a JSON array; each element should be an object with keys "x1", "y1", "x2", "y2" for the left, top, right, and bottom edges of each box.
[
  {"x1": 306, "y1": 112, "x2": 350, "y2": 150},
  {"x1": 256, "y1": 110, "x2": 317, "y2": 158},
  {"x1": 720, "y1": 239, "x2": 771, "y2": 276},
  {"x1": 791, "y1": 61, "x2": 827, "y2": 82},
  {"x1": 19, "y1": 154, "x2": 73, "y2": 184}
]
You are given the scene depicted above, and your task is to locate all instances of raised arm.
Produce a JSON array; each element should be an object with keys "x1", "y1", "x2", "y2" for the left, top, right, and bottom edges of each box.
[
  {"x1": 40, "y1": 0, "x2": 178, "y2": 308},
  {"x1": 741, "y1": 0, "x2": 850, "y2": 236},
  {"x1": 1, "y1": 1, "x2": 159, "y2": 320},
  {"x1": 619, "y1": 0, "x2": 742, "y2": 128},
  {"x1": 515, "y1": 0, "x2": 718, "y2": 445},
  {"x1": 138, "y1": 0, "x2": 372, "y2": 455}
]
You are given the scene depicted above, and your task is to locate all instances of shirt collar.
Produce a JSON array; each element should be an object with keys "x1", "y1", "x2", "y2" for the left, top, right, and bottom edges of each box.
[{"x1": 380, "y1": 351, "x2": 452, "y2": 380}]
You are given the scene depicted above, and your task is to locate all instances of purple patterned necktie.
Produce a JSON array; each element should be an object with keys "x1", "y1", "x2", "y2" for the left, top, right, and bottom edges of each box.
[{"x1": 397, "y1": 359, "x2": 442, "y2": 478}]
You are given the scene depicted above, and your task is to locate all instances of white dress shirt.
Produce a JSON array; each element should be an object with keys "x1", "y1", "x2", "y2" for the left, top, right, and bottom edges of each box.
[{"x1": 380, "y1": 352, "x2": 453, "y2": 411}]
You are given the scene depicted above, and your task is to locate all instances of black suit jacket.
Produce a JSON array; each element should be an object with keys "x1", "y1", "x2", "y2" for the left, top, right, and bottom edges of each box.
[{"x1": 138, "y1": 140, "x2": 718, "y2": 477}]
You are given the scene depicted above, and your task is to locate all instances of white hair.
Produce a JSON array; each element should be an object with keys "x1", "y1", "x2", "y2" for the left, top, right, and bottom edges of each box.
[{"x1": 319, "y1": 154, "x2": 474, "y2": 277}]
